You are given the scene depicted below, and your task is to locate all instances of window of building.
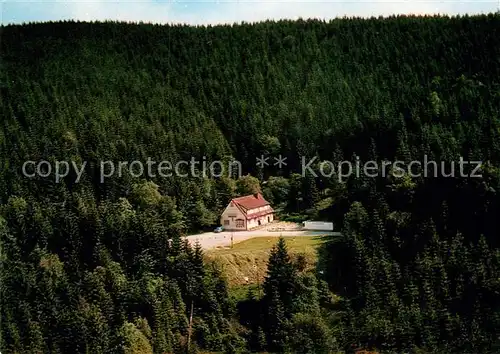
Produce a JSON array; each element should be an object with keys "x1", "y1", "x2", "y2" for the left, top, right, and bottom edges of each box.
[
  {"x1": 224, "y1": 220, "x2": 230, "y2": 226},
  {"x1": 236, "y1": 219, "x2": 244, "y2": 228}
]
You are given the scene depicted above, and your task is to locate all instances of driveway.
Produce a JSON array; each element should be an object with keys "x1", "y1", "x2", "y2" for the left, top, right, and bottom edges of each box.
[{"x1": 184, "y1": 229, "x2": 340, "y2": 250}]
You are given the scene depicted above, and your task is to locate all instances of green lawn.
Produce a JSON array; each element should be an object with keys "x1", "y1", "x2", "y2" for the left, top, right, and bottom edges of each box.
[{"x1": 205, "y1": 236, "x2": 327, "y2": 287}]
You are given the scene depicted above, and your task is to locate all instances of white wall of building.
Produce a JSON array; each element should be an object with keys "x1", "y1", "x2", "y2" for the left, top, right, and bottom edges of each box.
[
  {"x1": 303, "y1": 221, "x2": 334, "y2": 231},
  {"x1": 220, "y1": 204, "x2": 246, "y2": 230},
  {"x1": 221, "y1": 204, "x2": 274, "y2": 230},
  {"x1": 247, "y1": 213, "x2": 274, "y2": 229}
]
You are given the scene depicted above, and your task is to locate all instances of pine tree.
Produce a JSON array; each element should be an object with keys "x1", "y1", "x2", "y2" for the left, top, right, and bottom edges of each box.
[
  {"x1": 265, "y1": 290, "x2": 289, "y2": 353},
  {"x1": 263, "y1": 238, "x2": 297, "y2": 317}
]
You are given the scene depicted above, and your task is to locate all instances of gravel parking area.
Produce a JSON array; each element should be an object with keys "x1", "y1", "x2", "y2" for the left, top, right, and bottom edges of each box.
[{"x1": 184, "y1": 226, "x2": 339, "y2": 250}]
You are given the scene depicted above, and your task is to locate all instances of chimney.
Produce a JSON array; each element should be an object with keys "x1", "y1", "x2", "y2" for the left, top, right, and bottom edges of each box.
[{"x1": 254, "y1": 193, "x2": 260, "y2": 199}]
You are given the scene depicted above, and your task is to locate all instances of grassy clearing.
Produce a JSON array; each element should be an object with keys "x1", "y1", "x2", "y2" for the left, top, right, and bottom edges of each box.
[{"x1": 205, "y1": 236, "x2": 327, "y2": 287}]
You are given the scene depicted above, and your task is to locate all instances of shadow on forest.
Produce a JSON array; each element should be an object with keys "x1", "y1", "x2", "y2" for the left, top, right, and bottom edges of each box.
[{"x1": 315, "y1": 233, "x2": 356, "y2": 299}]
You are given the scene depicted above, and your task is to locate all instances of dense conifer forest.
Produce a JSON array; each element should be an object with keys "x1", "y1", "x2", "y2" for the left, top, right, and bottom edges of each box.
[{"x1": 1, "y1": 14, "x2": 500, "y2": 353}]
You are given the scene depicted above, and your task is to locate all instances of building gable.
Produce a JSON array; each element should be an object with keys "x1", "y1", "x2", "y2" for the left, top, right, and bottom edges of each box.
[{"x1": 221, "y1": 202, "x2": 245, "y2": 220}]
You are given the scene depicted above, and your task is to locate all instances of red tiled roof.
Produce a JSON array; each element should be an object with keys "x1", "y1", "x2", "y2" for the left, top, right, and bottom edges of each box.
[
  {"x1": 231, "y1": 193, "x2": 273, "y2": 215},
  {"x1": 245, "y1": 210, "x2": 273, "y2": 220}
]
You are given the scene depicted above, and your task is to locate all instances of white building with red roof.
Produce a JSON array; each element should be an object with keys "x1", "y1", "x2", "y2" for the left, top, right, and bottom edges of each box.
[{"x1": 220, "y1": 193, "x2": 275, "y2": 231}]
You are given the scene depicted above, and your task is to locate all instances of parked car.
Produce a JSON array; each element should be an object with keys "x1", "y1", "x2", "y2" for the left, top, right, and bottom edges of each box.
[{"x1": 214, "y1": 226, "x2": 223, "y2": 233}]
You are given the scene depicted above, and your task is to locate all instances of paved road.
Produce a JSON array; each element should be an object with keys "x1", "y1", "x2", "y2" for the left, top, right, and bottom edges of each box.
[{"x1": 184, "y1": 230, "x2": 341, "y2": 250}]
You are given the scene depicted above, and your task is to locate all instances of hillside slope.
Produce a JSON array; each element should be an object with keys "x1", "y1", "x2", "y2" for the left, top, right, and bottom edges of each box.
[{"x1": 205, "y1": 236, "x2": 324, "y2": 286}]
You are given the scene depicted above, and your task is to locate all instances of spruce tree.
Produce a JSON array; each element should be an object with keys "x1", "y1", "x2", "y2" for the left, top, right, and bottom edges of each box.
[{"x1": 263, "y1": 237, "x2": 297, "y2": 317}]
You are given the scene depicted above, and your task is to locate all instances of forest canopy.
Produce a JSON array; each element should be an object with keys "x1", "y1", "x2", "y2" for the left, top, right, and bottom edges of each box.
[{"x1": 1, "y1": 14, "x2": 500, "y2": 353}]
